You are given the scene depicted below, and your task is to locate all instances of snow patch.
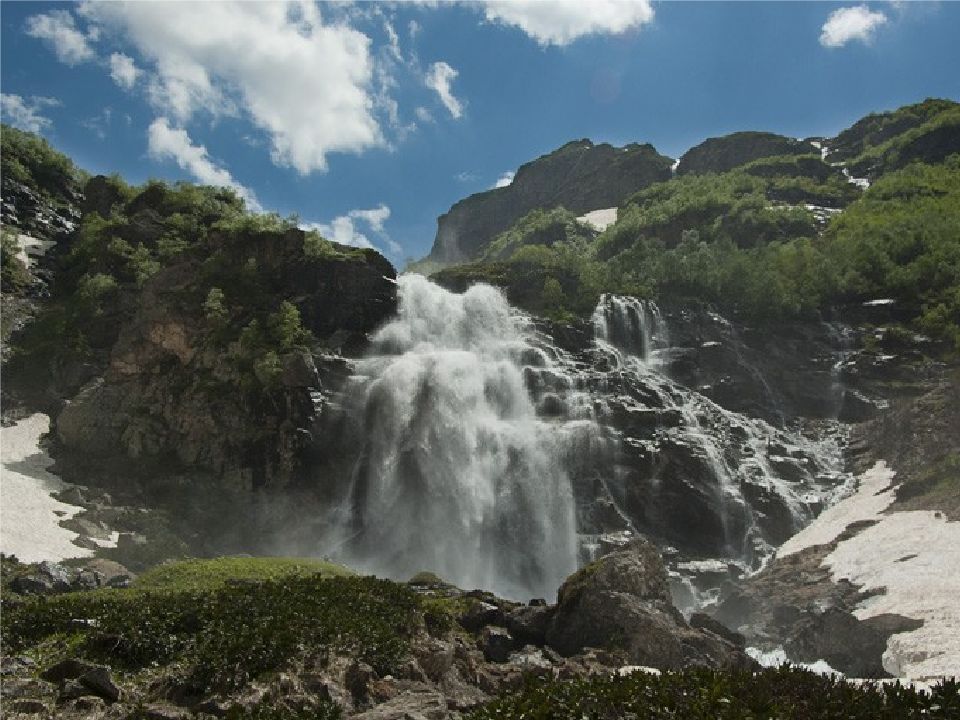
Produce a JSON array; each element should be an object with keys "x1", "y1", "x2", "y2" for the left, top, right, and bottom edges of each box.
[
  {"x1": 577, "y1": 207, "x2": 618, "y2": 232},
  {"x1": 776, "y1": 460, "x2": 960, "y2": 679},
  {"x1": 0, "y1": 414, "x2": 91, "y2": 562},
  {"x1": 747, "y1": 646, "x2": 842, "y2": 676},
  {"x1": 777, "y1": 460, "x2": 894, "y2": 557}
]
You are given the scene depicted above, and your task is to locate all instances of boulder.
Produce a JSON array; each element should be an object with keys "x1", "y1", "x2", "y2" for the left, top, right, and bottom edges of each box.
[
  {"x1": 478, "y1": 626, "x2": 514, "y2": 663},
  {"x1": 504, "y1": 604, "x2": 553, "y2": 646},
  {"x1": 546, "y1": 537, "x2": 754, "y2": 670},
  {"x1": 458, "y1": 600, "x2": 502, "y2": 632}
]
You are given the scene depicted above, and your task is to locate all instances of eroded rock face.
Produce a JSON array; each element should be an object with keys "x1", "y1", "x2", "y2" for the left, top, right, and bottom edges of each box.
[
  {"x1": 546, "y1": 538, "x2": 753, "y2": 670},
  {"x1": 427, "y1": 140, "x2": 673, "y2": 263},
  {"x1": 54, "y1": 228, "x2": 397, "y2": 492}
]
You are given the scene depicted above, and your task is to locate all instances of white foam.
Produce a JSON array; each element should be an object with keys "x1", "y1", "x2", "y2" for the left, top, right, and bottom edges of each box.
[{"x1": 0, "y1": 414, "x2": 91, "y2": 562}]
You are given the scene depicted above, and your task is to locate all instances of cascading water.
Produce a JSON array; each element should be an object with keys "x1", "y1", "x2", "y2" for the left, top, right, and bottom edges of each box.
[
  {"x1": 325, "y1": 274, "x2": 581, "y2": 600},
  {"x1": 592, "y1": 294, "x2": 670, "y2": 366},
  {"x1": 589, "y1": 295, "x2": 850, "y2": 571}
]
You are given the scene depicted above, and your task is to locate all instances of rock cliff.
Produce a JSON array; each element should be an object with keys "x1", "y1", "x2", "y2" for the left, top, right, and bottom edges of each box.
[{"x1": 426, "y1": 140, "x2": 672, "y2": 264}]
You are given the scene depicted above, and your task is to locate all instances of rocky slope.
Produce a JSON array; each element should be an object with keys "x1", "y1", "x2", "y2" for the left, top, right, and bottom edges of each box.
[
  {"x1": 0, "y1": 542, "x2": 754, "y2": 720},
  {"x1": 425, "y1": 139, "x2": 672, "y2": 264},
  {"x1": 676, "y1": 131, "x2": 814, "y2": 176}
]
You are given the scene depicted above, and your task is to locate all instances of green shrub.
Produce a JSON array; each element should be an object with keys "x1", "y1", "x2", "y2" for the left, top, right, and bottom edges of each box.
[
  {"x1": 468, "y1": 667, "x2": 960, "y2": 720},
  {"x1": 3, "y1": 574, "x2": 420, "y2": 694}
]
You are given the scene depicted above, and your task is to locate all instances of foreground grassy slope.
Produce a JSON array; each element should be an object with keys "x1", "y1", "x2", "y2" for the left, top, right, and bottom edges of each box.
[
  {"x1": 3, "y1": 557, "x2": 956, "y2": 719},
  {"x1": 3, "y1": 559, "x2": 417, "y2": 696}
]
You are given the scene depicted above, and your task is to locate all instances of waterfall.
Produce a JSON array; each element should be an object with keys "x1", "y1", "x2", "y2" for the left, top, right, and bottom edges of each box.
[
  {"x1": 591, "y1": 294, "x2": 669, "y2": 366},
  {"x1": 590, "y1": 295, "x2": 849, "y2": 569},
  {"x1": 327, "y1": 274, "x2": 579, "y2": 601}
]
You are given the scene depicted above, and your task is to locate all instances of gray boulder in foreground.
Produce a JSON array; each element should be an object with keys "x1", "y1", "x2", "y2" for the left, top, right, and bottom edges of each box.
[{"x1": 546, "y1": 537, "x2": 754, "y2": 670}]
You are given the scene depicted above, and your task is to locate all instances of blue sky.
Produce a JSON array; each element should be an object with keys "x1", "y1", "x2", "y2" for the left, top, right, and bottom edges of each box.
[{"x1": 3, "y1": 1, "x2": 959, "y2": 263}]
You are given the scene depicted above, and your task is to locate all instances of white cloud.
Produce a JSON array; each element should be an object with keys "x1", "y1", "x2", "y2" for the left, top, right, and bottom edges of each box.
[
  {"x1": 304, "y1": 204, "x2": 399, "y2": 255},
  {"x1": 415, "y1": 106, "x2": 434, "y2": 123},
  {"x1": 820, "y1": 5, "x2": 888, "y2": 47},
  {"x1": 81, "y1": 1, "x2": 385, "y2": 174},
  {"x1": 494, "y1": 170, "x2": 515, "y2": 188},
  {"x1": 455, "y1": 171, "x2": 477, "y2": 183},
  {"x1": 1, "y1": 94, "x2": 59, "y2": 134},
  {"x1": 483, "y1": 0, "x2": 654, "y2": 46},
  {"x1": 384, "y1": 20, "x2": 402, "y2": 62},
  {"x1": 425, "y1": 61, "x2": 463, "y2": 119},
  {"x1": 81, "y1": 107, "x2": 113, "y2": 140},
  {"x1": 147, "y1": 117, "x2": 261, "y2": 212},
  {"x1": 25, "y1": 9, "x2": 97, "y2": 65},
  {"x1": 109, "y1": 52, "x2": 141, "y2": 90}
]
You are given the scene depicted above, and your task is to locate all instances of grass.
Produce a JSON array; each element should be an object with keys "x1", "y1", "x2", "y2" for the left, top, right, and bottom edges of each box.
[
  {"x1": 2, "y1": 562, "x2": 418, "y2": 695},
  {"x1": 133, "y1": 556, "x2": 353, "y2": 592},
  {"x1": 468, "y1": 667, "x2": 960, "y2": 720}
]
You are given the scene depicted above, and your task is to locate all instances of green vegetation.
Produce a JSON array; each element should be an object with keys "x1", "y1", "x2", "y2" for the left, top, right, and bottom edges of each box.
[
  {"x1": 133, "y1": 556, "x2": 352, "y2": 592},
  {"x1": 847, "y1": 103, "x2": 960, "y2": 178},
  {"x1": 3, "y1": 571, "x2": 419, "y2": 694},
  {"x1": 1, "y1": 134, "x2": 376, "y2": 398},
  {"x1": 831, "y1": 98, "x2": 958, "y2": 163},
  {"x1": 1, "y1": 123, "x2": 86, "y2": 209},
  {"x1": 434, "y1": 153, "x2": 960, "y2": 349},
  {"x1": 468, "y1": 667, "x2": 960, "y2": 720},
  {"x1": 480, "y1": 207, "x2": 596, "y2": 262}
]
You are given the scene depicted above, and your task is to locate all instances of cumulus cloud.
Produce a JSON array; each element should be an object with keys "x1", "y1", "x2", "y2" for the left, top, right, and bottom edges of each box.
[
  {"x1": 109, "y1": 52, "x2": 141, "y2": 90},
  {"x1": 820, "y1": 5, "x2": 888, "y2": 47},
  {"x1": 25, "y1": 9, "x2": 97, "y2": 65},
  {"x1": 425, "y1": 61, "x2": 463, "y2": 119},
  {"x1": 147, "y1": 118, "x2": 261, "y2": 212},
  {"x1": 304, "y1": 204, "x2": 398, "y2": 255},
  {"x1": 483, "y1": 0, "x2": 654, "y2": 46},
  {"x1": 493, "y1": 171, "x2": 515, "y2": 188},
  {"x1": 1, "y1": 94, "x2": 59, "y2": 133},
  {"x1": 81, "y1": 1, "x2": 385, "y2": 174}
]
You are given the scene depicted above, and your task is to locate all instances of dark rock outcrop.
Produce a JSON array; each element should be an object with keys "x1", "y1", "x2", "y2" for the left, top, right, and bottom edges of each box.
[
  {"x1": 545, "y1": 538, "x2": 753, "y2": 670},
  {"x1": 676, "y1": 132, "x2": 814, "y2": 176},
  {"x1": 710, "y1": 543, "x2": 922, "y2": 677},
  {"x1": 427, "y1": 140, "x2": 673, "y2": 263}
]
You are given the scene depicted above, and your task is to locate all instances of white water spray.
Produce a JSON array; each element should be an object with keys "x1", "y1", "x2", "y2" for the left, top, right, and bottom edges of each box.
[{"x1": 329, "y1": 275, "x2": 579, "y2": 600}]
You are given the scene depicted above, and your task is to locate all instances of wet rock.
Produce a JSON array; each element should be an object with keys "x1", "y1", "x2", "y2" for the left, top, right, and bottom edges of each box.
[
  {"x1": 281, "y1": 350, "x2": 320, "y2": 388},
  {"x1": 546, "y1": 537, "x2": 753, "y2": 670},
  {"x1": 458, "y1": 600, "x2": 501, "y2": 632},
  {"x1": 689, "y1": 613, "x2": 745, "y2": 647},
  {"x1": 504, "y1": 604, "x2": 553, "y2": 646},
  {"x1": 478, "y1": 626, "x2": 514, "y2": 663}
]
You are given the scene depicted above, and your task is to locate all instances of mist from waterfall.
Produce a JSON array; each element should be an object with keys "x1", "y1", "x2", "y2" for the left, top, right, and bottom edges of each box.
[{"x1": 327, "y1": 274, "x2": 579, "y2": 601}]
